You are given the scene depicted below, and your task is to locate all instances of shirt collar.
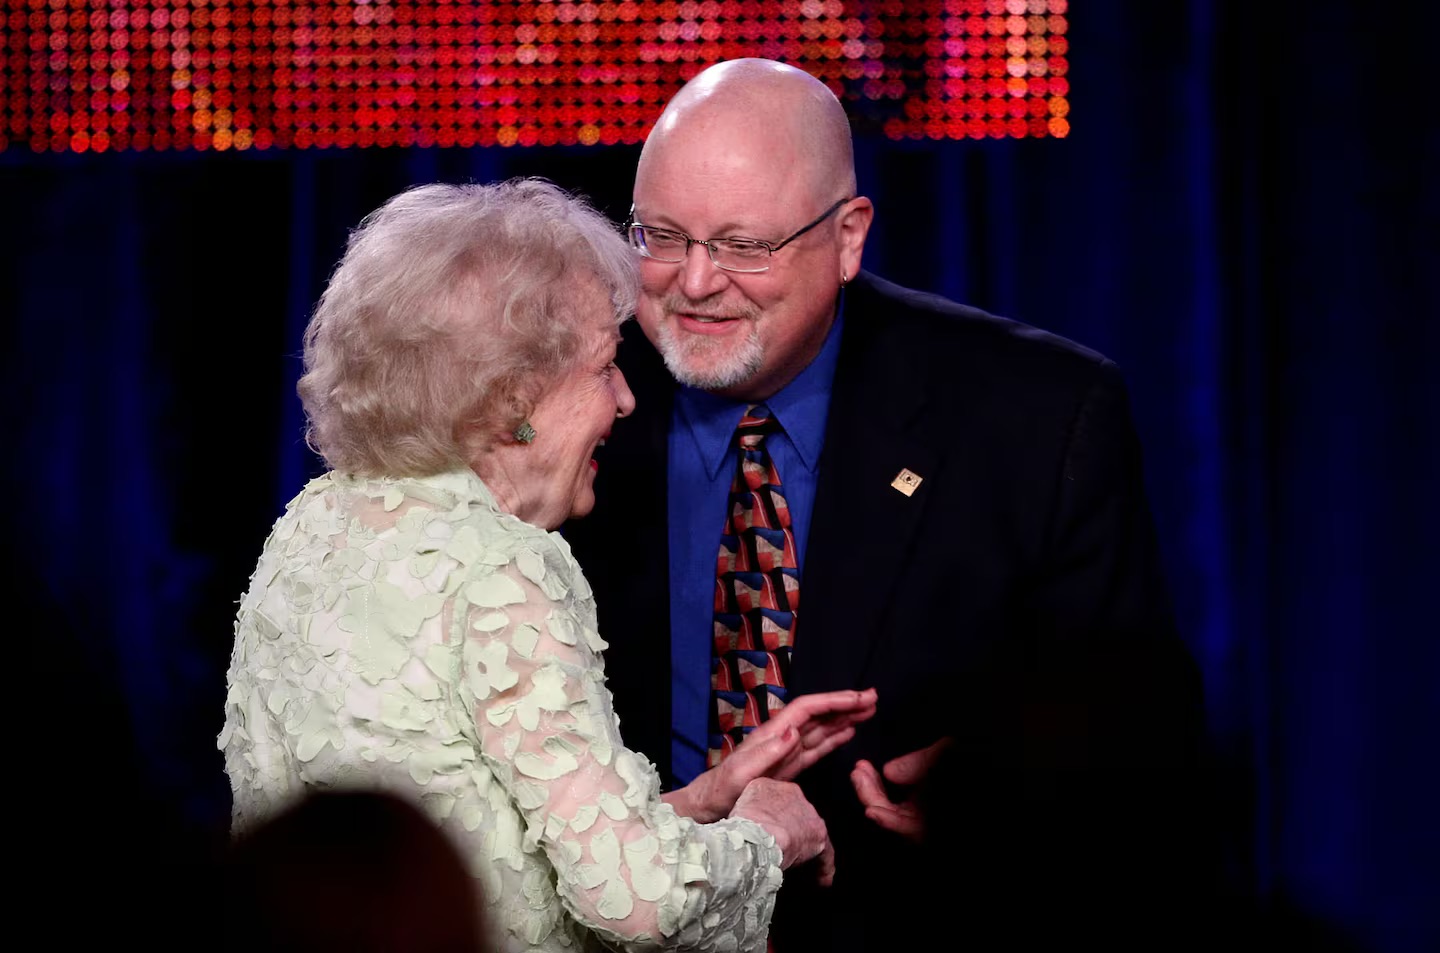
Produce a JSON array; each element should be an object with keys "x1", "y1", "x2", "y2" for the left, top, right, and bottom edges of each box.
[{"x1": 677, "y1": 300, "x2": 847, "y2": 480}]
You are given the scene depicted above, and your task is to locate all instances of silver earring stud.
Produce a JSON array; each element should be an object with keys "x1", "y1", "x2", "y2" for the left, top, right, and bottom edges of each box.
[{"x1": 513, "y1": 421, "x2": 537, "y2": 444}]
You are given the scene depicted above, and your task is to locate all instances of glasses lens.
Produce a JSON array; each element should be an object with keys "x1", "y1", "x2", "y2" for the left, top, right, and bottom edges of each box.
[
  {"x1": 710, "y1": 239, "x2": 771, "y2": 273},
  {"x1": 632, "y1": 226, "x2": 687, "y2": 261}
]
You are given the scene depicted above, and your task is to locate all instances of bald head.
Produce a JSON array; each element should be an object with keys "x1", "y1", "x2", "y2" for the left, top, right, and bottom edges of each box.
[
  {"x1": 638, "y1": 59, "x2": 856, "y2": 206},
  {"x1": 629, "y1": 59, "x2": 873, "y2": 400}
]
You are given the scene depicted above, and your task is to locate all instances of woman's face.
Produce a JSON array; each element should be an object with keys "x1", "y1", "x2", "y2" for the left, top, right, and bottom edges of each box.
[{"x1": 520, "y1": 318, "x2": 636, "y2": 528}]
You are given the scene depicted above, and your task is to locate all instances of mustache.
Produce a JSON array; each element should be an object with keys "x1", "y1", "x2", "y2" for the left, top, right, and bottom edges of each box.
[{"x1": 661, "y1": 294, "x2": 761, "y2": 322}]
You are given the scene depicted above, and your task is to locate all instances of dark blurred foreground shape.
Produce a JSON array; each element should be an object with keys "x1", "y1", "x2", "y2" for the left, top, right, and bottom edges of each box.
[
  {"x1": 220, "y1": 790, "x2": 488, "y2": 953},
  {"x1": 909, "y1": 633, "x2": 1374, "y2": 953}
]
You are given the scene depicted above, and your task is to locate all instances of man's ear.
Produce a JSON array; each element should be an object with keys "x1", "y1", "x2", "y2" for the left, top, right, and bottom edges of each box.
[{"x1": 838, "y1": 196, "x2": 874, "y2": 281}]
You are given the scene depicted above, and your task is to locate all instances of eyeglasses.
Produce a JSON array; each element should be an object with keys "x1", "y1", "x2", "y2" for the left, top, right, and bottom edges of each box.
[{"x1": 624, "y1": 197, "x2": 852, "y2": 274}]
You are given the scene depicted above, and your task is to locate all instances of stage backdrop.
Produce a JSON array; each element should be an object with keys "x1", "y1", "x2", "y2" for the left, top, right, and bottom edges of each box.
[{"x1": 3, "y1": 2, "x2": 1435, "y2": 950}]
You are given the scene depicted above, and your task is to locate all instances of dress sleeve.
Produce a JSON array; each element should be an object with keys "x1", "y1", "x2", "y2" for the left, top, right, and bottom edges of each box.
[{"x1": 456, "y1": 553, "x2": 782, "y2": 952}]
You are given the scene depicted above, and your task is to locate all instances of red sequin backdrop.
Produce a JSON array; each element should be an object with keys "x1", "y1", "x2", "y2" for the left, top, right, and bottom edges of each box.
[{"x1": 2, "y1": 0, "x2": 1069, "y2": 153}]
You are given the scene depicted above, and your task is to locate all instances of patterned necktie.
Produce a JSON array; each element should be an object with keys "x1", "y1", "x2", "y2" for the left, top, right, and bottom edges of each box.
[{"x1": 709, "y1": 404, "x2": 800, "y2": 768}]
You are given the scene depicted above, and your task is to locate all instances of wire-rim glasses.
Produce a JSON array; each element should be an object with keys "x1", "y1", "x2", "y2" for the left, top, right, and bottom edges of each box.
[{"x1": 624, "y1": 197, "x2": 852, "y2": 274}]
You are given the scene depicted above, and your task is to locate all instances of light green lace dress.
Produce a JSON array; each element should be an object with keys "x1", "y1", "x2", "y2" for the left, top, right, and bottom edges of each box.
[{"x1": 219, "y1": 469, "x2": 782, "y2": 952}]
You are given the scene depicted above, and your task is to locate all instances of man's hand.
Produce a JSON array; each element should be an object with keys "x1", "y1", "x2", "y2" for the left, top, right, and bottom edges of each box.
[
  {"x1": 732, "y1": 778, "x2": 836, "y2": 886},
  {"x1": 849, "y1": 737, "x2": 952, "y2": 843},
  {"x1": 667, "y1": 688, "x2": 878, "y2": 822}
]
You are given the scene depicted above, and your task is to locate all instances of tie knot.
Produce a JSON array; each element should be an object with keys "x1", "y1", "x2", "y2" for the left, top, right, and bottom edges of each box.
[{"x1": 735, "y1": 404, "x2": 782, "y2": 449}]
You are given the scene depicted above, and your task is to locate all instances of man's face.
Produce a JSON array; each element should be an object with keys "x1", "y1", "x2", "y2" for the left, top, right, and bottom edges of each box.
[{"x1": 631, "y1": 127, "x2": 851, "y2": 401}]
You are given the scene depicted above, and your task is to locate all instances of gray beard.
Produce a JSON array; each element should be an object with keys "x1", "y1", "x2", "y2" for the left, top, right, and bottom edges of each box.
[{"x1": 653, "y1": 315, "x2": 766, "y2": 392}]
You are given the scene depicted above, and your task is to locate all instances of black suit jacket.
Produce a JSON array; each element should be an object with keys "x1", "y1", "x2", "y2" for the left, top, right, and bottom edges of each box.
[{"x1": 566, "y1": 272, "x2": 1208, "y2": 951}]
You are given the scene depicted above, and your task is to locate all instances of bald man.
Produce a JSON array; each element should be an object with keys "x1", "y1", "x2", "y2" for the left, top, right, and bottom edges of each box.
[{"x1": 565, "y1": 59, "x2": 1208, "y2": 951}]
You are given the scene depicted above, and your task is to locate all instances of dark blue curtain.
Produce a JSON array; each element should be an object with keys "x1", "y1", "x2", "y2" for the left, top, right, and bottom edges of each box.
[{"x1": 4, "y1": 1, "x2": 1434, "y2": 948}]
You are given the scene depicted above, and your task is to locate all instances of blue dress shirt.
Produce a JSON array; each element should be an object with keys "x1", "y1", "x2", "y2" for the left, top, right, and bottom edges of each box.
[{"x1": 666, "y1": 308, "x2": 845, "y2": 784}]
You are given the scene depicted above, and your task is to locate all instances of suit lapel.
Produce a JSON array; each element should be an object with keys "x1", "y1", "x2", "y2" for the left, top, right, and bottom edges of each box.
[{"x1": 795, "y1": 275, "x2": 941, "y2": 693}]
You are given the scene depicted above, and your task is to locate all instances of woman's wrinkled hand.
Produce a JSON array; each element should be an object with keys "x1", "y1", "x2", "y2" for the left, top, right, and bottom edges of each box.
[
  {"x1": 674, "y1": 688, "x2": 878, "y2": 822},
  {"x1": 731, "y1": 777, "x2": 835, "y2": 886}
]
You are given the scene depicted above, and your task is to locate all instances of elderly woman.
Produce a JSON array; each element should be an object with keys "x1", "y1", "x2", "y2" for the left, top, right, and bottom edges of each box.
[{"x1": 219, "y1": 179, "x2": 876, "y2": 953}]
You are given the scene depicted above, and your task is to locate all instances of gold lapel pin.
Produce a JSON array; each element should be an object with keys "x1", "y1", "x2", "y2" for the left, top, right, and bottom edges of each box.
[{"x1": 890, "y1": 468, "x2": 923, "y2": 497}]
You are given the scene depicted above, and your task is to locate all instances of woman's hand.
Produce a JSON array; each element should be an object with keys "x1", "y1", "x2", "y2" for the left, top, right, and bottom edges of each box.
[
  {"x1": 666, "y1": 688, "x2": 878, "y2": 822},
  {"x1": 731, "y1": 777, "x2": 835, "y2": 886}
]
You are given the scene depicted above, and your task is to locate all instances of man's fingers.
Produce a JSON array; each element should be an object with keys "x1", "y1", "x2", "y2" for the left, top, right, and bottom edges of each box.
[
  {"x1": 881, "y1": 751, "x2": 926, "y2": 786},
  {"x1": 855, "y1": 759, "x2": 926, "y2": 842},
  {"x1": 881, "y1": 736, "x2": 952, "y2": 786},
  {"x1": 850, "y1": 759, "x2": 896, "y2": 811},
  {"x1": 863, "y1": 803, "x2": 924, "y2": 843}
]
